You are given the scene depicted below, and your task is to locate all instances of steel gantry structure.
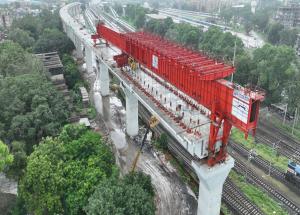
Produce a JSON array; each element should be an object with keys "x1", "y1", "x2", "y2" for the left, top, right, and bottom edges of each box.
[{"x1": 92, "y1": 23, "x2": 265, "y2": 166}]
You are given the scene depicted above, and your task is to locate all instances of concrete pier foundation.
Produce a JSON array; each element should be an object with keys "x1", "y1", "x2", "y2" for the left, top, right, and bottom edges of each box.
[
  {"x1": 192, "y1": 157, "x2": 234, "y2": 215},
  {"x1": 123, "y1": 85, "x2": 139, "y2": 137}
]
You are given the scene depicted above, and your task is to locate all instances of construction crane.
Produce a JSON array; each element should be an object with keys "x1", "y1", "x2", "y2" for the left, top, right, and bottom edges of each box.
[
  {"x1": 92, "y1": 22, "x2": 265, "y2": 166},
  {"x1": 131, "y1": 116, "x2": 159, "y2": 172}
]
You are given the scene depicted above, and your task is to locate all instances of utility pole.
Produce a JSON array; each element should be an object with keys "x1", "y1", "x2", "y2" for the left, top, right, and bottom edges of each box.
[
  {"x1": 292, "y1": 108, "x2": 298, "y2": 135},
  {"x1": 231, "y1": 37, "x2": 237, "y2": 82},
  {"x1": 246, "y1": 149, "x2": 254, "y2": 181},
  {"x1": 283, "y1": 104, "x2": 288, "y2": 125},
  {"x1": 268, "y1": 140, "x2": 280, "y2": 176}
]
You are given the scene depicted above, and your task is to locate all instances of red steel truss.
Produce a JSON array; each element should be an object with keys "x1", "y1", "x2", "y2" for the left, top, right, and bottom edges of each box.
[{"x1": 92, "y1": 23, "x2": 265, "y2": 166}]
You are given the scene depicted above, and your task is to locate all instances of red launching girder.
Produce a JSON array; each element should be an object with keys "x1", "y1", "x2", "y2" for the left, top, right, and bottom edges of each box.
[{"x1": 92, "y1": 23, "x2": 265, "y2": 166}]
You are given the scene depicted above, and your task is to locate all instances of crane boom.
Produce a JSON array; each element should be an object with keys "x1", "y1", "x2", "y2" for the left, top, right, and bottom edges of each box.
[{"x1": 92, "y1": 23, "x2": 265, "y2": 166}]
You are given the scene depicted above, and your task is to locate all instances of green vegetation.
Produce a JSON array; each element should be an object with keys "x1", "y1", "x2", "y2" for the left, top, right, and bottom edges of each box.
[
  {"x1": 231, "y1": 129, "x2": 289, "y2": 171},
  {"x1": 85, "y1": 172, "x2": 155, "y2": 215},
  {"x1": 10, "y1": 9, "x2": 73, "y2": 55},
  {"x1": 230, "y1": 171, "x2": 288, "y2": 215},
  {"x1": 2, "y1": 10, "x2": 155, "y2": 215},
  {"x1": 19, "y1": 125, "x2": 115, "y2": 215},
  {"x1": 268, "y1": 116, "x2": 300, "y2": 142},
  {"x1": 155, "y1": 133, "x2": 168, "y2": 150},
  {"x1": 0, "y1": 72, "x2": 70, "y2": 153},
  {"x1": 0, "y1": 140, "x2": 14, "y2": 171},
  {"x1": 33, "y1": 28, "x2": 73, "y2": 54},
  {"x1": 123, "y1": 4, "x2": 151, "y2": 29},
  {"x1": 62, "y1": 54, "x2": 82, "y2": 89},
  {"x1": 221, "y1": 204, "x2": 233, "y2": 215},
  {"x1": 8, "y1": 28, "x2": 35, "y2": 49},
  {"x1": 16, "y1": 125, "x2": 155, "y2": 215},
  {"x1": 0, "y1": 41, "x2": 43, "y2": 78}
]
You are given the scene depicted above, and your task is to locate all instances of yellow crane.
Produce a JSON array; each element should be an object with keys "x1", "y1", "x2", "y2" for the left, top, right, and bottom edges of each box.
[{"x1": 131, "y1": 116, "x2": 159, "y2": 172}]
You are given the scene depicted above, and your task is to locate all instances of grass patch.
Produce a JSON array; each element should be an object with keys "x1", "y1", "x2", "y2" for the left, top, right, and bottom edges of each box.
[
  {"x1": 270, "y1": 116, "x2": 300, "y2": 142},
  {"x1": 221, "y1": 204, "x2": 233, "y2": 215},
  {"x1": 229, "y1": 171, "x2": 289, "y2": 215},
  {"x1": 231, "y1": 129, "x2": 289, "y2": 172},
  {"x1": 87, "y1": 106, "x2": 97, "y2": 119}
]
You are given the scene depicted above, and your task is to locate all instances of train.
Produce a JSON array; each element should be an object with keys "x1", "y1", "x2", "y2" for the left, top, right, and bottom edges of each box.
[
  {"x1": 285, "y1": 160, "x2": 300, "y2": 189},
  {"x1": 269, "y1": 104, "x2": 294, "y2": 120}
]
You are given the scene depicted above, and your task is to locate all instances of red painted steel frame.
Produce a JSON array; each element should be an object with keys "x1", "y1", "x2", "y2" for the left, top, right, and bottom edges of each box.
[{"x1": 93, "y1": 24, "x2": 265, "y2": 166}]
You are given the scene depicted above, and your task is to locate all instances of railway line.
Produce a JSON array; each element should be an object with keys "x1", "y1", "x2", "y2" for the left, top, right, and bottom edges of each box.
[
  {"x1": 230, "y1": 141, "x2": 286, "y2": 181},
  {"x1": 256, "y1": 121, "x2": 300, "y2": 164},
  {"x1": 233, "y1": 156, "x2": 300, "y2": 215}
]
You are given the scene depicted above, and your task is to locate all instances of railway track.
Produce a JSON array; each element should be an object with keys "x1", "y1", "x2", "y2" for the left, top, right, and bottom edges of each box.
[
  {"x1": 233, "y1": 156, "x2": 300, "y2": 215},
  {"x1": 138, "y1": 104, "x2": 263, "y2": 215},
  {"x1": 230, "y1": 141, "x2": 285, "y2": 181},
  {"x1": 257, "y1": 120, "x2": 300, "y2": 162}
]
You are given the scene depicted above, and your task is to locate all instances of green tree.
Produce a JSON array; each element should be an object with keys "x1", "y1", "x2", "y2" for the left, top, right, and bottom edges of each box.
[
  {"x1": 4, "y1": 141, "x2": 27, "y2": 179},
  {"x1": 251, "y1": 10, "x2": 269, "y2": 31},
  {"x1": 19, "y1": 125, "x2": 116, "y2": 215},
  {"x1": 62, "y1": 54, "x2": 81, "y2": 89},
  {"x1": 199, "y1": 27, "x2": 243, "y2": 61},
  {"x1": 33, "y1": 28, "x2": 74, "y2": 54},
  {"x1": 134, "y1": 11, "x2": 146, "y2": 29},
  {"x1": 156, "y1": 133, "x2": 168, "y2": 150},
  {"x1": 0, "y1": 140, "x2": 13, "y2": 171},
  {"x1": 0, "y1": 41, "x2": 43, "y2": 78},
  {"x1": 0, "y1": 74, "x2": 70, "y2": 152},
  {"x1": 8, "y1": 28, "x2": 35, "y2": 49},
  {"x1": 267, "y1": 22, "x2": 284, "y2": 45},
  {"x1": 234, "y1": 53, "x2": 254, "y2": 85},
  {"x1": 251, "y1": 44, "x2": 296, "y2": 104},
  {"x1": 11, "y1": 15, "x2": 42, "y2": 39},
  {"x1": 85, "y1": 172, "x2": 155, "y2": 215},
  {"x1": 279, "y1": 29, "x2": 298, "y2": 47}
]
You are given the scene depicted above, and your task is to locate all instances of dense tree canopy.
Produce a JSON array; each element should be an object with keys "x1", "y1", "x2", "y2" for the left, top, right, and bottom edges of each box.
[
  {"x1": 8, "y1": 28, "x2": 35, "y2": 49},
  {"x1": 33, "y1": 28, "x2": 73, "y2": 54},
  {"x1": 0, "y1": 41, "x2": 43, "y2": 78},
  {"x1": 62, "y1": 54, "x2": 81, "y2": 89},
  {"x1": 11, "y1": 9, "x2": 73, "y2": 55},
  {"x1": 20, "y1": 125, "x2": 116, "y2": 215},
  {"x1": 85, "y1": 172, "x2": 155, "y2": 215},
  {"x1": 199, "y1": 27, "x2": 244, "y2": 61},
  {"x1": 0, "y1": 74, "x2": 70, "y2": 151}
]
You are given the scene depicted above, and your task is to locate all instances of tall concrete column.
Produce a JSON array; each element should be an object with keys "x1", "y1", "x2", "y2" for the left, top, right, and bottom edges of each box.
[
  {"x1": 99, "y1": 61, "x2": 110, "y2": 96},
  {"x1": 75, "y1": 36, "x2": 83, "y2": 59},
  {"x1": 192, "y1": 157, "x2": 234, "y2": 215},
  {"x1": 123, "y1": 85, "x2": 139, "y2": 137},
  {"x1": 85, "y1": 45, "x2": 94, "y2": 74}
]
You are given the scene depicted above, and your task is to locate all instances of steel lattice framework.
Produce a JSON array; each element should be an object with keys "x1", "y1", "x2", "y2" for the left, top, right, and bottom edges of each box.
[{"x1": 92, "y1": 23, "x2": 265, "y2": 166}]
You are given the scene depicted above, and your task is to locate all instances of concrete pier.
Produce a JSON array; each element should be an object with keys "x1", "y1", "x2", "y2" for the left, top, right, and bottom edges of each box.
[
  {"x1": 99, "y1": 61, "x2": 110, "y2": 96},
  {"x1": 123, "y1": 85, "x2": 139, "y2": 137},
  {"x1": 192, "y1": 157, "x2": 234, "y2": 215},
  {"x1": 75, "y1": 37, "x2": 83, "y2": 59},
  {"x1": 85, "y1": 45, "x2": 94, "y2": 74}
]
